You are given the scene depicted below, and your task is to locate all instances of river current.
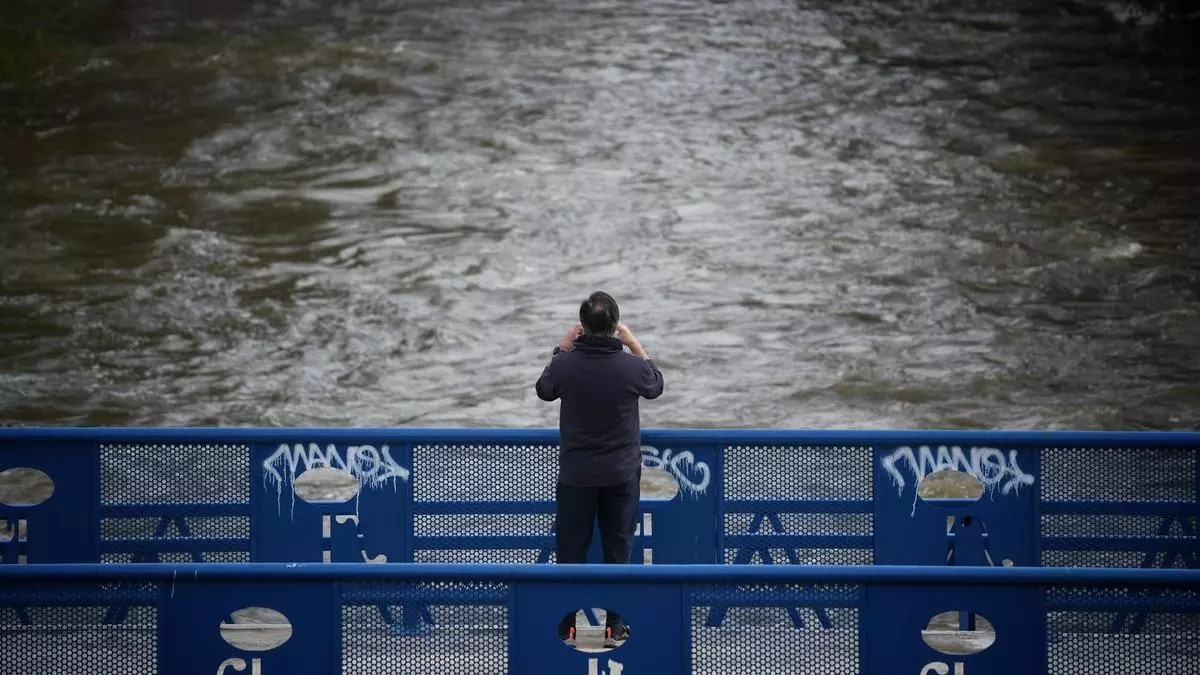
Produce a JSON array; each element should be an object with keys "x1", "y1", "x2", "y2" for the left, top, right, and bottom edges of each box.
[{"x1": 2, "y1": 0, "x2": 1198, "y2": 431}]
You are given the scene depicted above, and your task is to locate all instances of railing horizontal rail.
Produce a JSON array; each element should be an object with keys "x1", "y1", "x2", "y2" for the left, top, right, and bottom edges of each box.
[
  {"x1": 102, "y1": 503, "x2": 251, "y2": 518},
  {"x1": 1041, "y1": 500, "x2": 1198, "y2": 515},
  {"x1": 1046, "y1": 597, "x2": 1200, "y2": 612},
  {"x1": 2, "y1": 563, "x2": 1197, "y2": 585},
  {"x1": 1042, "y1": 537, "x2": 1200, "y2": 552},
  {"x1": 99, "y1": 538, "x2": 251, "y2": 553},
  {"x1": 723, "y1": 499, "x2": 873, "y2": 513},
  {"x1": 724, "y1": 534, "x2": 873, "y2": 549},
  {"x1": 0, "y1": 588, "x2": 156, "y2": 604},
  {"x1": 413, "y1": 535, "x2": 556, "y2": 550},
  {"x1": 413, "y1": 501, "x2": 556, "y2": 514},
  {"x1": 6, "y1": 425, "x2": 1200, "y2": 446}
]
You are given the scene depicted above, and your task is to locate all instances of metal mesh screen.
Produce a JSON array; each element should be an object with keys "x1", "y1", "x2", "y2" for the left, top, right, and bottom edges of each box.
[
  {"x1": 1047, "y1": 585, "x2": 1200, "y2": 675},
  {"x1": 412, "y1": 444, "x2": 557, "y2": 501},
  {"x1": 724, "y1": 445, "x2": 873, "y2": 500},
  {"x1": 101, "y1": 551, "x2": 250, "y2": 563},
  {"x1": 690, "y1": 583, "x2": 859, "y2": 675},
  {"x1": 1041, "y1": 514, "x2": 1198, "y2": 568},
  {"x1": 1041, "y1": 447, "x2": 1196, "y2": 501},
  {"x1": 99, "y1": 516, "x2": 251, "y2": 563},
  {"x1": 414, "y1": 514, "x2": 554, "y2": 535},
  {"x1": 341, "y1": 582, "x2": 508, "y2": 675},
  {"x1": 101, "y1": 516, "x2": 249, "y2": 538},
  {"x1": 412, "y1": 549, "x2": 553, "y2": 564},
  {"x1": 1, "y1": 581, "x2": 157, "y2": 675},
  {"x1": 723, "y1": 513, "x2": 872, "y2": 565},
  {"x1": 413, "y1": 513, "x2": 555, "y2": 564},
  {"x1": 412, "y1": 444, "x2": 557, "y2": 563},
  {"x1": 100, "y1": 443, "x2": 249, "y2": 504},
  {"x1": 724, "y1": 446, "x2": 872, "y2": 568}
]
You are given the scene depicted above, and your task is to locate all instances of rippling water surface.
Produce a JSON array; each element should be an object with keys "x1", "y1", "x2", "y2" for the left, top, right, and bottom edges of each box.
[{"x1": 2, "y1": 0, "x2": 1199, "y2": 430}]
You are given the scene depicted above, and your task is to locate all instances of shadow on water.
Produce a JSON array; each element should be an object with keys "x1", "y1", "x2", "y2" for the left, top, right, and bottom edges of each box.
[{"x1": 2, "y1": 0, "x2": 1200, "y2": 430}]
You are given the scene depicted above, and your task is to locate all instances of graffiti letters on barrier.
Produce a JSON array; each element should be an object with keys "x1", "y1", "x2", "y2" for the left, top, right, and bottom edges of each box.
[
  {"x1": 331, "y1": 515, "x2": 387, "y2": 563},
  {"x1": 588, "y1": 658, "x2": 624, "y2": 675},
  {"x1": 921, "y1": 663, "x2": 964, "y2": 675},
  {"x1": 641, "y1": 445, "x2": 710, "y2": 496},
  {"x1": 882, "y1": 445, "x2": 1034, "y2": 515},
  {"x1": 217, "y1": 658, "x2": 261, "y2": 675},
  {"x1": 263, "y1": 443, "x2": 411, "y2": 516}
]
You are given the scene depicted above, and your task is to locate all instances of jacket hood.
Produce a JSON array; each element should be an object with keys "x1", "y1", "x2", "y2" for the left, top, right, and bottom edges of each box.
[{"x1": 572, "y1": 335, "x2": 623, "y2": 353}]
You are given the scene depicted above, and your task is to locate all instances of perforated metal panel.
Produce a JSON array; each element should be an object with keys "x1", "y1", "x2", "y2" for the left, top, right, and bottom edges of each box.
[
  {"x1": 725, "y1": 445, "x2": 873, "y2": 500},
  {"x1": 724, "y1": 445, "x2": 873, "y2": 567},
  {"x1": 98, "y1": 516, "x2": 251, "y2": 563},
  {"x1": 413, "y1": 513, "x2": 555, "y2": 563},
  {"x1": 101, "y1": 516, "x2": 249, "y2": 539},
  {"x1": 1041, "y1": 514, "x2": 1198, "y2": 568},
  {"x1": 100, "y1": 443, "x2": 249, "y2": 503},
  {"x1": 1041, "y1": 447, "x2": 1196, "y2": 502},
  {"x1": 341, "y1": 582, "x2": 508, "y2": 675},
  {"x1": 690, "y1": 583, "x2": 859, "y2": 674},
  {"x1": 723, "y1": 513, "x2": 873, "y2": 565},
  {"x1": 414, "y1": 514, "x2": 554, "y2": 535},
  {"x1": 412, "y1": 444, "x2": 557, "y2": 501},
  {"x1": 1, "y1": 581, "x2": 157, "y2": 675},
  {"x1": 1041, "y1": 446, "x2": 1197, "y2": 569},
  {"x1": 412, "y1": 444, "x2": 557, "y2": 563},
  {"x1": 1047, "y1": 585, "x2": 1200, "y2": 675}
]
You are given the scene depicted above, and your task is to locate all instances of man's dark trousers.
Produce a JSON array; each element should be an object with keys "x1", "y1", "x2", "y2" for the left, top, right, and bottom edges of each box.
[{"x1": 555, "y1": 466, "x2": 640, "y2": 632}]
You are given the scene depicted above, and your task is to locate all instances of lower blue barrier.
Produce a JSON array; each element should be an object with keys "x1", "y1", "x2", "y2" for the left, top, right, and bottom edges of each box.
[
  {"x1": 2, "y1": 428, "x2": 1198, "y2": 573},
  {"x1": 1, "y1": 563, "x2": 1197, "y2": 675}
]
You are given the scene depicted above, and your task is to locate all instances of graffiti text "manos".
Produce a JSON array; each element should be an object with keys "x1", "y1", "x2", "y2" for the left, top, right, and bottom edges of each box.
[
  {"x1": 882, "y1": 445, "x2": 1034, "y2": 497},
  {"x1": 263, "y1": 443, "x2": 411, "y2": 491}
]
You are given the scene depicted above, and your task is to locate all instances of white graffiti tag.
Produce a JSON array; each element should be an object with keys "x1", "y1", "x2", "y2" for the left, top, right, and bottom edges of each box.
[
  {"x1": 263, "y1": 443, "x2": 410, "y2": 516},
  {"x1": 641, "y1": 445, "x2": 711, "y2": 496},
  {"x1": 882, "y1": 445, "x2": 1035, "y2": 498}
]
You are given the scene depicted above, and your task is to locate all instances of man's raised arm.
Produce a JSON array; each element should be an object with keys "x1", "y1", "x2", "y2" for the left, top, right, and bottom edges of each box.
[{"x1": 618, "y1": 322, "x2": 664, "y2": 399}]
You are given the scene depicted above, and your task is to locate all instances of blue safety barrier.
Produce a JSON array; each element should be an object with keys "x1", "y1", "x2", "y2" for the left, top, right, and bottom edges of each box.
[
  {"x1": 1, "y1": 562, "x2": 1197, "y2": 675},
  {"x1": 2, "y1": 428, "x2": 1196, "y2": 573}
]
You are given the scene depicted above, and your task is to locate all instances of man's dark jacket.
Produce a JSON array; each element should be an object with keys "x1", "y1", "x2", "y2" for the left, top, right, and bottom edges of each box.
[{"x1": 535, "y1": 335, "x2": 665, "y2": 487}]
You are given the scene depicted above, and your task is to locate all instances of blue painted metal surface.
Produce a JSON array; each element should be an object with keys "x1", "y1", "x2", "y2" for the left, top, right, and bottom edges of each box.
[
  {"x1": 3, "y1": 427, "x2": 1196, "y2": 572},
  {"x1": 1, "y1": 563, "x2": 1198, "y2": 675},
  {"x1": 2, "y1": 428, "x2": 1198, "y2": 672}
]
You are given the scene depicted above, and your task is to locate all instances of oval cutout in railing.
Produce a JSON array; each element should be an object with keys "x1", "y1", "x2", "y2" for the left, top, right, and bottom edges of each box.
[
  {"x1": 641, "y1": 467, "x2": 679, "y2": 501},
  {"x1": 294, "y1": 467, "x2": 359, "y2": 503},
  {"x1": 917, "y1": 469, "x2": 984, "y2": 504},
  {"x1": 921, "y1": 611, "x2": 996, "y2": 655},
  {"x1": 220, "y1": 607, "x2": 293, "y2": 651},
  {"x1": 0, "y1": 467, "x2": 54, "y2": 506},
  {"x1": 558, "y1": 608, "x2": 631, "y2": 654}
]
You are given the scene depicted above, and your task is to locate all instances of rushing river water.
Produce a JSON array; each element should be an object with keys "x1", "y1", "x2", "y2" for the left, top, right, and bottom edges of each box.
[{"x1": 1, "y1": 0, "x2": 1198, "y2": 431}]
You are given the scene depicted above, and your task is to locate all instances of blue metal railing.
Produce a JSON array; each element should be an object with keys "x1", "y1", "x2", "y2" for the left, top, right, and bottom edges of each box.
[
  {"x1": 2, "y1": 427, "x2": 1195, "y2": 570},
  {"x1": 1, "y1": 562, "x2": 1198, "y2": 675},
  {"x1": 2, "y1": 427, "x2": 1199, "y2": 674}
]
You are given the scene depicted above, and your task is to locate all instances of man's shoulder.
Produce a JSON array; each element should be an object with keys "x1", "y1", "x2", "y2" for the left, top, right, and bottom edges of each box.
[{"x1": 617, "y1": 351, "x2": 657, "y2": 369}]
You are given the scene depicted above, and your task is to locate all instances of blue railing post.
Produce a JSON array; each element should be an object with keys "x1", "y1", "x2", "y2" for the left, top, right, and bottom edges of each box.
[
  {"x1": 874, "y1": 442, "x2": 1039, "y2": 568},
  {"x1": 0, "y1": 440, "x2": 99, "y2": 563},
  {"x1": 511, "y1": 576, "x2": 686, "y2": 674},
  {"x1": 637, "y1": 439, "x2": 722, "y2": 564},
  {"x1": 160, "y1": 578, "x2": 340, "y2": 675},
  {"x1": 250, "y1": 439, "x2": 412, "y2": 563}
]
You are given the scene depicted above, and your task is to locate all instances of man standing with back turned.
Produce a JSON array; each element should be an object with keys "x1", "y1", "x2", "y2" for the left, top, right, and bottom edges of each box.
[{"x1": 535, "y1": 291, "x2": 665, "y2": 648}]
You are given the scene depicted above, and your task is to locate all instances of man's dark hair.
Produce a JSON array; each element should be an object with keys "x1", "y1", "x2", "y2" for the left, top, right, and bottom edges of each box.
[{"x1": 579, "y1": 291, "x2": 620, "y2": 336}]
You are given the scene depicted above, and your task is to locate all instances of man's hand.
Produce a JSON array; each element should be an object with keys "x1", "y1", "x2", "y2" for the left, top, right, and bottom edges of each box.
[
  {"x1": 616, "y1": 322, "x2": 650, "y2": 359},
  {"x1": 559, "y1": 322, "x2": 582, "y2": 352}
]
